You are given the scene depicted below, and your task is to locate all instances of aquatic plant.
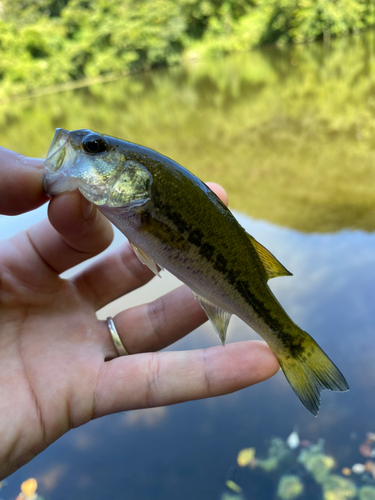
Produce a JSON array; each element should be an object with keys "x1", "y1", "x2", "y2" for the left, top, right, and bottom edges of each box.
[
  {"x1": 20, "y1": 478, "x2": 38, "y2": 500},
  {"x1": 257, "y1": 438, "x2": 292, "y2": 472},
  {"x1": 359, "y1": 485, "x2": 375, "y2": 500},
  {"x1": 256, "y1": 456, "x2": 280, "y2": 473},
  {"x1": 15, "y1": 478, "x2": 44, "y2": 500},
  {"x1": 225, "y1": 480, "x2": 242, "y2": 494},
  {"x1": 298, "y1": 441, "x2": 335, "y2": 484},
  {"x1": 277, "y1": 474, "x2": 304, "y2": 500},
  {"x1": 220, "y1": 493, "x2": 244, "y2": 500},
  {"x1": 321, "y1": 474, "x2": 357, "y2": 500},
  {"x1": 220, "y1": 480, "x2": 245, "y2": 500},
  {"x1": 223, "y1": 431, "x2": 375, "y2": 499},
  {"x1": 237, "y1": 448, "x2": 255, "y2": 467}
]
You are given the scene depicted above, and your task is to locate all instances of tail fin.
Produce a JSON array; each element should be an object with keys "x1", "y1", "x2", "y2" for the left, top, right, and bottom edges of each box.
[{"x1": 278, "y1": 331, "x2": 349, "y2": 416}]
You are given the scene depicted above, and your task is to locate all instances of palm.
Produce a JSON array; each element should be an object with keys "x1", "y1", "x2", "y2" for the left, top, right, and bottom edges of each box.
[
  {"x1": 0, "y1": 232, "x2": 102, "y2": 475},
  {"x1": 0, "y1": 152, "x2": 279, "y2": 479}
]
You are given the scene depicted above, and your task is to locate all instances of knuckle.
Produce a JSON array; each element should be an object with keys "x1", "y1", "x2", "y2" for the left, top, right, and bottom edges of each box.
[
  {"x1": 146, "y1": 298, "x2": 167, "y2": 345},
  {"x1": 145, "y1": 352, "x2": 161, "y2": 407}
]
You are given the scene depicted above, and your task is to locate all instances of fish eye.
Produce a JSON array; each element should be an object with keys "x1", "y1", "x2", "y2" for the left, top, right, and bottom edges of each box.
[{"x1": 82, "y1": 134, "x2": 108, "y2": 154}]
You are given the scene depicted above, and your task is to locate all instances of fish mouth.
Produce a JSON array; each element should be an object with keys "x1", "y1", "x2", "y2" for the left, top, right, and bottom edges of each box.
[
  {"x1": 44, "y1": 128, "x2": 69, "y2": 172},
  {"x1": 43, "y1": 128, "x2": 77, "y2": 196}
]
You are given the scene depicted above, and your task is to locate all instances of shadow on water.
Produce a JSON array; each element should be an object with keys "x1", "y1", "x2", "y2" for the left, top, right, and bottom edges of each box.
[{"x1": 1, "y1": 32, "x2": 375, "y2": 500}]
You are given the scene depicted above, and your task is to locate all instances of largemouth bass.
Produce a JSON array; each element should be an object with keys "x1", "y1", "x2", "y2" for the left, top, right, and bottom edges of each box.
[{"x1": 43, "y1": 128, "x2": 349, "y2": 415}]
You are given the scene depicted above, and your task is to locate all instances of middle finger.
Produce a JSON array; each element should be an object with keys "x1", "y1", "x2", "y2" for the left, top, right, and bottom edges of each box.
[{"x1": 28, "y1": 190, "x2": 114, "y2": 275}]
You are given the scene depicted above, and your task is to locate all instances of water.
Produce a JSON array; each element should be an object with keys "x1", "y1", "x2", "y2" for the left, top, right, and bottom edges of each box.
[{"x1": 1, "y1": 32, "x2": 375, "y2": 499}]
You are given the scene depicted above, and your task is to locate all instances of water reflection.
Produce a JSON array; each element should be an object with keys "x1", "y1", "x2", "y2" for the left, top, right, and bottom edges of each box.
[
  {"x1": 2, "y1": 207, "x2": 375, "y2": 499},
  {"x1": 1, "y1": 32, "x2": 375, "y2": 500},
  {"x1": 2, "y1": 32, "x2": 375, "y2": 232}
]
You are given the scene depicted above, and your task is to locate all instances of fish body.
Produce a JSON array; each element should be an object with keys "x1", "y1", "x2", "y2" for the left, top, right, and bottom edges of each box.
[{"x1": 43, "y1": 128, "x2": 349, "y2": 415}]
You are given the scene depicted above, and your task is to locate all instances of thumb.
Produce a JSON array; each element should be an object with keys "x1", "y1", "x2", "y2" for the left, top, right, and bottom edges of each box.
[{"x1": 0, "y1": 146, "x2": 48, "y2": 215}]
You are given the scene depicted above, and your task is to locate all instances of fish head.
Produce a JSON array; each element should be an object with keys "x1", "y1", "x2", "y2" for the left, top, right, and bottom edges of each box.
[{"x1": 43, "y1": 128, "x2": 151, "y2": 208}]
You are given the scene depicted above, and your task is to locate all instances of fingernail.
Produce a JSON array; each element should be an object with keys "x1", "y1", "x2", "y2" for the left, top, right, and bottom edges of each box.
[{"x1": 81, "y1": 197, "x2": 95, "y2": 220}]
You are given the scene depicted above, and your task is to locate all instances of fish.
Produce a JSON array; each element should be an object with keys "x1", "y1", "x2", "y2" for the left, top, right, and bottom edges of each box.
[{"x1": 43, "y1": 128, "x2": 349, "y2": 415}]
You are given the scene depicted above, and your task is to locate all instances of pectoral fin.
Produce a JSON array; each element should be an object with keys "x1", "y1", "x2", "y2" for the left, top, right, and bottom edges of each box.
[
  {"x1": 193, "y1": 293, "x2": 231, "y2": 346},
  {"x1": 247, "y1": 233, "x2": 292, "y2": 280},
  {"x1": 129, "y1": 242, "x2": 161, "y2": 277}
]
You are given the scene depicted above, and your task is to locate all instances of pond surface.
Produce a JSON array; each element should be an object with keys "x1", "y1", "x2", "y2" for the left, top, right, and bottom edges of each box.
[{"x1": 1, "y1": 32, "x2": 375, "y2": 500}]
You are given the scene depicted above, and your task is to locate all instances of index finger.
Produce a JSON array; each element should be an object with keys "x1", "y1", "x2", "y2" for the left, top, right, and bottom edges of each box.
[{"x1": 0, "y1": 146, "x2": 48, "y2": 215}]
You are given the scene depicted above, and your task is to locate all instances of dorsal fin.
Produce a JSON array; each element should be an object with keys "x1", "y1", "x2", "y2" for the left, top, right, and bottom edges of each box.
[{"x1": 247, "y1": 233, "x2": 292, "y2": 280}]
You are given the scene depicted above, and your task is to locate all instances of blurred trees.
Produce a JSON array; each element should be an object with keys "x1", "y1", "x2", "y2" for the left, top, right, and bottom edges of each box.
[
  {"x1": 2, "y1": 31, "x2": 375, "y2": 232},
  {"x1": 0, "y1": 0, "x2": 374, "y2": 99}
]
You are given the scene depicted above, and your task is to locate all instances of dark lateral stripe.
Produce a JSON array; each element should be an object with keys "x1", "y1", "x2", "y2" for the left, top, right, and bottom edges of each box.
[
  {"x1": 139, "y1": 210, "x2": 189, "y2": 250},
  {"x1": 151, "y1": 198, "x2": 303, "y2": 356},
  {"x1": 233, "y1": 278, "x2": 305, "y2": 357}
]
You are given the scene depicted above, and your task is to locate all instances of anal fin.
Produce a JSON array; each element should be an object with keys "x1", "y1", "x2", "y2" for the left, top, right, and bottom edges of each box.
[
  {"x1": 130, "y1": 241, "x2": 161, "y2": 277},
  {"x1": 193, "y1": 293, "x2": 231, "y2": 346}
]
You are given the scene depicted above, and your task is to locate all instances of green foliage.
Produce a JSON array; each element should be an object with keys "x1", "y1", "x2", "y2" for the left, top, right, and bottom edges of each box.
[
  {"x1": 2, "y1": 30, "x2": 375, "y2": 233},
  {"x1": 257, "y1": 438, "x2": 292, "y2": 471},
  {"x1": 277, "y1": 475, "x2": 304, "y2": 500},
  {"x1": 0, "y1": 0, "x2": 375, "y2": 99},
  {"x1": 192, "y1": 0, "x2": 375, "y2": 58},
  {"x1": 0, "y1": 16, "x2": 69, "y2": 98},
  {"x1": 321, "y1": 474, "x2": 357, "y2": 500},
  {"x1": 359, "y1": 486, "x2": 375, "y2": 500}
]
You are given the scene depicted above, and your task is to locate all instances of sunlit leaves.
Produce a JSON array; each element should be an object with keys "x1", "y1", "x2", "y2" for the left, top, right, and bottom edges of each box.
[
  {"x1": 0, "y1": 0, "x2": 375, "y2": 100},
  {"x1": 237, "y1": 447, "x2": 256, "y2": 467},
  {"x1": 2, "y1": 32, "x2": 375, "y2": 232}
]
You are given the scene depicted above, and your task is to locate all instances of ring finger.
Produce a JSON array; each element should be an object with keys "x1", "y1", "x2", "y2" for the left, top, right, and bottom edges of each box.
[
  {"x1": 26, "y1": 190, "x2": 114, "y2": 275},
  {"x1": 99, "y1": 284, "x2": 208, "y2": 359}
]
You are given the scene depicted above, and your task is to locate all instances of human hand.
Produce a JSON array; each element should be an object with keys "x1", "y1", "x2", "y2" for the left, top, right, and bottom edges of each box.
[{"x1": 0, "y1": 146, "x2": 279, "y2": 479}]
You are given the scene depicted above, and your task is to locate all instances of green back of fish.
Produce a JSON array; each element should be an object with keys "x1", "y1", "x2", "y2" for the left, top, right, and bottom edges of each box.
[{"x1": 109, "y1": 137, "x2": 350, "y2": 415}]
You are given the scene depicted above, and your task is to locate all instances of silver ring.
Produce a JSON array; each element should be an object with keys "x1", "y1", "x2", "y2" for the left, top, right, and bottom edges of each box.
[{"x1": 107, "y1": 317, "x2": 129, "y2": 356}]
